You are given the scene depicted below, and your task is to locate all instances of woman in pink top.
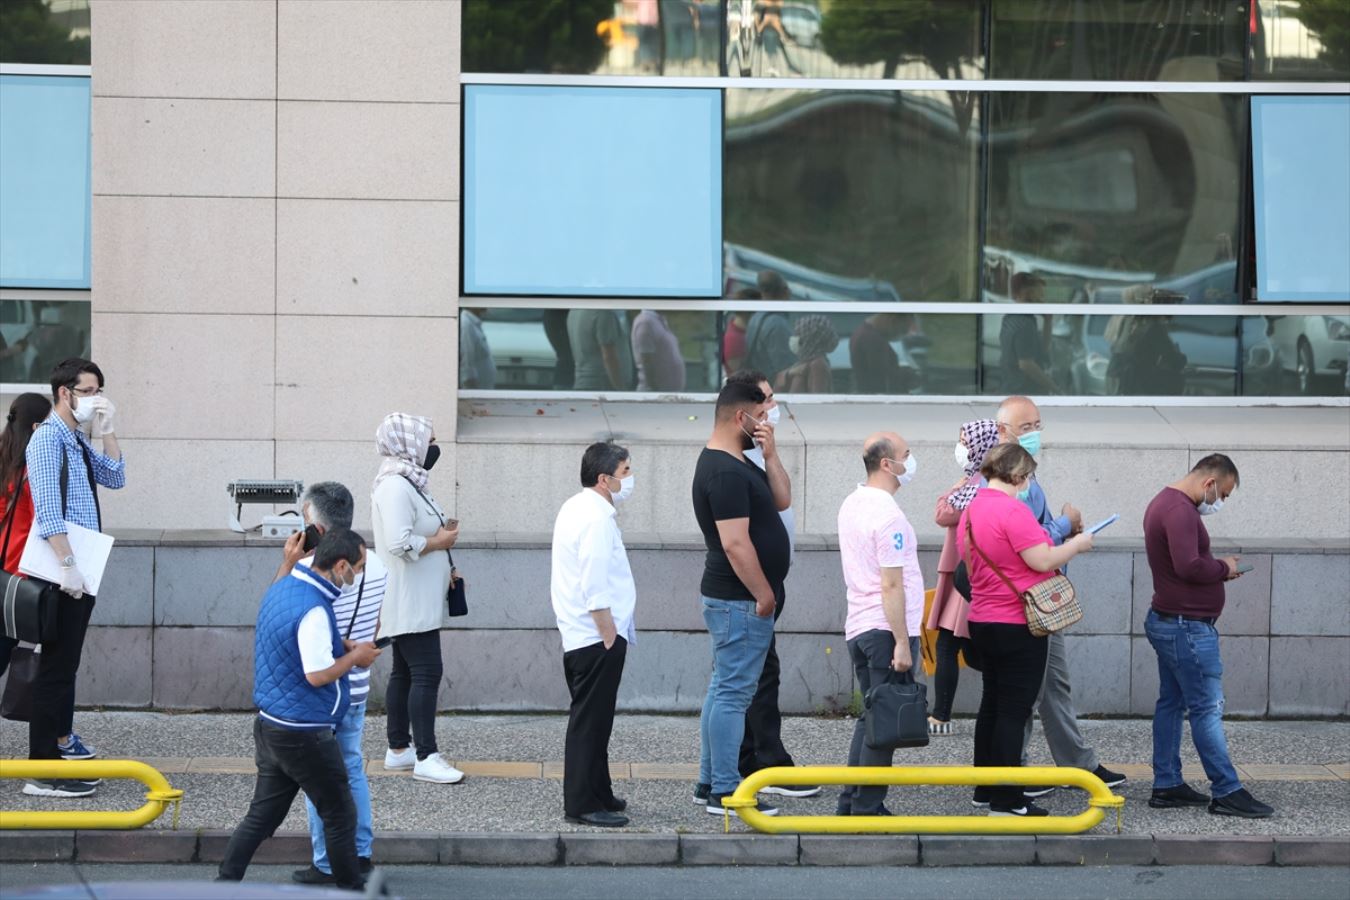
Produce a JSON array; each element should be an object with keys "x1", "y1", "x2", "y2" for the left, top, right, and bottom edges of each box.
[
  {"x1": 956, "y1": 444, "x2": 1093, "y2": 817},
  {"x1": 926, "y1": 418, "x2": 999, "y2": 735}
]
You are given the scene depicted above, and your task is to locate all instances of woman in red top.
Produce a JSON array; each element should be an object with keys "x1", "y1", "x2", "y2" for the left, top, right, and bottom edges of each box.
[
  {"x1": 0, "y1": 392, "x2": 53, "y2": 678},
  {"x1": 956, "y1": 443, "x2": 1093, "y2": 817}
]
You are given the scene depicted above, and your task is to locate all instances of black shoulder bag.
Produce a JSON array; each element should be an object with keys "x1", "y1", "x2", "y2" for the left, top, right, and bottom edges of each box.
[
  {"x1": 0, "y1": 475, "x2": 60, "y2": 643},
  {"x1": 401, "y1": 476, "x2": 467, "y2": 618}
]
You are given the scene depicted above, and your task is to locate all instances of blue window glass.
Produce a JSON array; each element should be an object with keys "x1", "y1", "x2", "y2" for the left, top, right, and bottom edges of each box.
[
  {"x1": 1251, "y1": 95, "x2": 1350, "y2": 303},
  {"x1": 0, "y1": 74, "x2": 91, "y2": 289},
  {"x1": 463, "y1": 85, "x2": 722, "y2": 297}
]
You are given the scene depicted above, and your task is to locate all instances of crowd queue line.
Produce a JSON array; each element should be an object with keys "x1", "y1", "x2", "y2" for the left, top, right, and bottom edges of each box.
[{"x1": 0, "y1": 358, "x2": 1272, "y2": 892}]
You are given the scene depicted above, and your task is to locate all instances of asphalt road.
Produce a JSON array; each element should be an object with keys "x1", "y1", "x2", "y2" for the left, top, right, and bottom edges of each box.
[{"x1": 1, "y1": 864, "x2": 1347, "y2": 900}]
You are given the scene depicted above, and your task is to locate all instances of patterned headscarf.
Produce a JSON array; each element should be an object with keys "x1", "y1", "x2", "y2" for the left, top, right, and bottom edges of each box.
[
  {"x1": 948, "y1": 418, "x2": 999, "y2": 511},
  {"x1": 374, "y1": 413, "x2": 434, "y2": 493},
  {"x1": 793, "y1": 314, "x2": 838, "y2": 361}
]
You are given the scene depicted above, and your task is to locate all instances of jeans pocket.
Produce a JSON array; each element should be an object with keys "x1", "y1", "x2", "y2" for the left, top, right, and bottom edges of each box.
[{"x1": 702, "y1": 599, "x2": 731, "y2": 644}]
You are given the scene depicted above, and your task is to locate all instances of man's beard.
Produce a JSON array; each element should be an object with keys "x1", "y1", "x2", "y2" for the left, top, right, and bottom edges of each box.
[{"x1": 741, "y1": 429, "x2": 756, "y2": 451}]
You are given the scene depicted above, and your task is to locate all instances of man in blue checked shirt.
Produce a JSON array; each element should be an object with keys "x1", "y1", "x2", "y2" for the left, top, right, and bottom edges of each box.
[{"x1": 20, "y1": 358, "x2": 126, "y2": 800}]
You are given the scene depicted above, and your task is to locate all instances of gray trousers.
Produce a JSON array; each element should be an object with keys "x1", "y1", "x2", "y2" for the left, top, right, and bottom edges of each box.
[
  {"x1": 839, "y1": 630, "x2": 922, "y2": 815},
  {"x1": 1020, "y1": 631, "x2": 1098, "y2": 770}
]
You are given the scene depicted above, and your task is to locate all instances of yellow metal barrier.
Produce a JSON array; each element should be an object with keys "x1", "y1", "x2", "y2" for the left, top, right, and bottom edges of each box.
[
  {"x1": 723, "y1": 765, "x2": 1124, "y2": 835},
  {"x1": 0, "y1": 759, "x2": 184, "y2": 830}
]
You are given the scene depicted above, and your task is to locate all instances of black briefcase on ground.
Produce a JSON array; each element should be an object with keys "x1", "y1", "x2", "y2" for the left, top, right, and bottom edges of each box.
[{"x1": 864, "y1": 680, "x2": 931, "y2": 751}]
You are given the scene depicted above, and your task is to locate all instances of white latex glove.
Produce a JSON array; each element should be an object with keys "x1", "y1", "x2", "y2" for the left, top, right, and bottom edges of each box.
[
  {"x1": 92, "y1": 396, "x2": 116, "y2": 437},
  {"x1": 59, "y1": 564, "x2": 84, "y2": 599}
]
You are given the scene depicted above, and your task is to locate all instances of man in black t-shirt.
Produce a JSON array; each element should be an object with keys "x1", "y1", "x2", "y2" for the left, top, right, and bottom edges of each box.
[{"x1": 690, "y1": 380, "x2": 789, "y2": 818}]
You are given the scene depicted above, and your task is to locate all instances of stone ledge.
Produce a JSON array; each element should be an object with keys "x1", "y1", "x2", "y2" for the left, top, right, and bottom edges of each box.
[
  {"x1": 798, "y1": 834, "x2": 919, "y2": 866},
  {"x1": 1035, "y1": 835, "x2": 1156, "y2": 866},
  {"x1": 440, "y1": 832, "x2": 559, "y2": 865},
  {"x1": 919, "y1": 835, "x2": 1037, "y2": 866},
  {"x1": 0, "y1": 831, "x2": 76, "y2": 862},
  {"x1": 1272, "y1": 835, "x2": 1350, "y2": 867},
  {"x1": 76, "y1": 829, "x2": 198, "y2": 863},
  {"x1": 561, "y1": 832, "x2": 679, "y2": 866},
  {"x1": 1153, "y1": 834, "x2": 1275, "y2": 866},
  {"x1": 679, "y1": 833, "x2": 799, "y2": 866}
]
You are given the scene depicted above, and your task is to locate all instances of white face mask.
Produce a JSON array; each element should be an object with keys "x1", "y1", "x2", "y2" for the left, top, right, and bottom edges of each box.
[
  {"x1": 788, "y1": 335, "x2": 801, "y2": 355},
  {"x1": 615, "y1": 475, "x2": 634, "y2": 503},
  {"x1": 889, "y1": 455, "x2": 916, "y2": 486},
  {"x1": 954, "y1": 443, "x2": 970, "y2": 470},
  {"x1": 1197, "y1": 482, "x2": 1224, "y2": 516},
  {"x1": 71, "y1": 393, "x2": 97, "y2": 425},
  {"x1": 765, "y1": 405, "x2": 781, "y2": 427}
]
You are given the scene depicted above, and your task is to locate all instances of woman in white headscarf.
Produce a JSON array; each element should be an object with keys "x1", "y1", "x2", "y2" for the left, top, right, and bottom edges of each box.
[{"x1": 371, "y1": 413, "x2": 463, "y2": 785}]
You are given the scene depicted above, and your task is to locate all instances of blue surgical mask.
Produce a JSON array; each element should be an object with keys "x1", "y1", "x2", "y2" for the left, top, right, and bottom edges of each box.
[
  {"x1": 1197, "y1": 482, "x2": 1223, "y2": 516},
  {"x1": 1018, "y1": 431, "x2": 1042, "y2": 457},
  {"x1": 1016, "y1": 487, "x2": 1032, "y2": 502}
]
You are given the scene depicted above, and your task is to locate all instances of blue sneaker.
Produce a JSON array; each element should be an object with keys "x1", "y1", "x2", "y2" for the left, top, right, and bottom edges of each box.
[{"x1": 58, "y1": 734, "x2": 96, "y2": 760}]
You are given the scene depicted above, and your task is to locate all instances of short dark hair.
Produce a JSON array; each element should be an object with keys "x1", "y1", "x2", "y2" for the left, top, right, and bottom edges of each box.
[
  {"x1": 981, "y1": 442, "x2": 1037, "y2": 484},
  {"x1": 862, "y1": 435, "x2": 896, "y2": 474},
  {"x1": 580, "y1": 441, "x2": 630, "y2": 488},
  {"x1": 313, "y1": 528, "x2": 366, "y2": 570},
  {"x1": 303, "y1": 482, "x2": 355, "y2": 531},
  {"x1": 1011, "y1": 272, "x2": 1045, "y2": 299},
  {"x1": 49, "y1": 358, "x2": 104, "y2": 401},
  {"x1": 1192, "y1": 453, "x2": 1240, "y2": 488},
  {"x1": 726, "y1": 369, "x2": 770, "y2": 389},
  {"x1": 715, "y1": 378, "x2": 765, "y2": 423}
]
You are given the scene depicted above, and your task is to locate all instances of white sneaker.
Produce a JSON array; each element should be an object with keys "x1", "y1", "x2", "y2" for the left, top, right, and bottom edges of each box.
[
  {"x1": 384, "y1": 747, "x2": 416, "y2": 771},
  {"x1": 412, "y1": 752, "x2": 465, "y2": 784}
]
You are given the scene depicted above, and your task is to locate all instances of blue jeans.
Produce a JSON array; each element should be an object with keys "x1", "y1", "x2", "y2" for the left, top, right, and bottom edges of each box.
[
  {"x1": 699, "y1": 597, "x2": 775, "y2": 795},
  {"x1": 1144, "y1": 610, "x2": 1242, "y2": 798},
  {"x1": 305, "y1": 701, "x2": 372, "y2": 872}
]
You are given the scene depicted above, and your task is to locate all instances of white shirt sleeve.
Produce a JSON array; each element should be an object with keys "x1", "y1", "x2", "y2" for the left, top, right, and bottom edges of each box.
[{"x1": 298, "y1": 606, "x2": 337, "y2": 674}]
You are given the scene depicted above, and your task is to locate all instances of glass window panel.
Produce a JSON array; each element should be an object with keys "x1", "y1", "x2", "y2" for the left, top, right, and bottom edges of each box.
[
  {"x1": 0, "y1": 74, "x2": 90, "y2": 289},
  {"x1": 724, "y1": 89, "x2": 981, "y2": 305},
  {"x1": 1, "y1": 298, "x2": 91, "y2": 384},
  {"x1": 0, "y1": 0, "x2": 90, "y2": 65},
  {"x1": 463, "y1": 85, "x2": 722, "y2": 296},
  {"x1": 981, "y1": 312, "x2": 1242, "y2": 396},
  {"x1": 1251, "y1": 95, "x2": 1350, "y2": 302},
  {"x1": 729, "y1": 0, "x2": 985, "y2": 80},
  {"x1": 985, "y1": 92, "x2": 1245, "y2": 305},
  {"x1": 1252, "y1": 0, "x2": 1350, "y2": 82},
  {"x1": 989, "y1": 0, "x2": 1245, "y2": 81},
  {"x1": 461, "y1": 0, "x2": 719, "y2": 76},
  {"x1": 466, "y1": 308, "x2": 722, "y2": 393},
  {"x1": 1250, "y1": 313, "x2": 1350, "y2": 396}
]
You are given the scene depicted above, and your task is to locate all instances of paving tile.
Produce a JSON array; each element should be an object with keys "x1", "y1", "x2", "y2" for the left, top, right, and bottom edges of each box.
[
  {"x1": 454, "y1": 761, "x2": 543, "y2": 779},
  {"x1": 631, "y1": 763, "x2": 700, "y2": 781},
  {"x1": 186, "y1": 757, "x2": 257, "y2": 775},
  {"x1": 1327, "y1": 763, "x2": 1350, "y2": 780},
  {"x1": 1241, "y1": 764, "x2": 1342, "y2": 782},
  {"x1": 135, "y1": 757, "x2": 193, "y2": 775}
]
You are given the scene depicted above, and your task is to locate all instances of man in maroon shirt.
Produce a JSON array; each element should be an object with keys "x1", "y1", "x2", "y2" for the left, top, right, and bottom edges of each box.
[{"x1": 1142, "y1": 454, "x2": 1273, "y2": 819}]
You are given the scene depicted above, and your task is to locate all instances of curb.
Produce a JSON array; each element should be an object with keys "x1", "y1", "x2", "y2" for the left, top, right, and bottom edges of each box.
[{"x1": 2, "y1": 831, "x2": 1348, "y2": 867}]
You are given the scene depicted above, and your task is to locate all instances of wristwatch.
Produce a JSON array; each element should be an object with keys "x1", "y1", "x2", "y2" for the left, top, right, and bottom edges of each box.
[{"x1": 60, "y1": 556, "x2": 76, "y2": 569}]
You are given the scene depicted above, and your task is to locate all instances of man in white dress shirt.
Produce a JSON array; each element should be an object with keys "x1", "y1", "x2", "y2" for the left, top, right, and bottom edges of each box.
[{"x1": 550, "y1": 441, "x2": 638, "y2": 828}]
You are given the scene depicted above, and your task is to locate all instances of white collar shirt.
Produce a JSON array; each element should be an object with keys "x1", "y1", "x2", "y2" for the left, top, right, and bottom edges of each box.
[{"x1": 550, "y1": 488, "x2": 638, "y2": 652}]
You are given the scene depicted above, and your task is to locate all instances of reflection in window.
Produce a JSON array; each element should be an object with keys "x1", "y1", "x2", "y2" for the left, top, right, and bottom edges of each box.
[
  {"x1": 724, "y1": 89, "x2": 980, "y2": 310},
  {"x1": 462, "y1": 0, "x2": 718, "y2": 76},
  {"x1": 0, "y1": 298, "x2": 91, "y2": 385},
  {"x1": 1252, "y1": 0, "x2": 1350, "y2": 82},
  {"x1": 1255, "y1": 314, "x2": 1350, "y2": 396},
  {"x1": 985, "y1": 92, "x2": 1245, "y2": 305},
  {"x1": 978, "y1": 311, "x2": 1286, "y2": 397},
  {"x1": 0, "y1": 0, "x2": 89, "y2": 65},
  {"x1": 989, "y1": 0, "x2": 1245, "y2": 81}
]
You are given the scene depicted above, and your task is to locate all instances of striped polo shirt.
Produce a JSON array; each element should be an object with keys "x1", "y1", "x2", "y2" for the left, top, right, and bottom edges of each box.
[{"x1": 300, "y1": 551, "x2": 387, "y2": 704}]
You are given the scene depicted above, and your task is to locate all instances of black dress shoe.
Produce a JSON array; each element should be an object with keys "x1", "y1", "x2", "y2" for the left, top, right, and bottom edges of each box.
[
  {"x1": 1149, "y1": 783, "x2": 1210, "y2": 808},
  {"x1": 292, "y1": 865, "x2": 335, "y2": 885},
  {"x1": 605, "y1": 796, "x2": 627, "y2": 813},
  {"x1": 565, "y1": 810, "x2": 630, "y2": 827},
  {"x1": 359, "y1": 856, "x2": 373, "y2": 874}
]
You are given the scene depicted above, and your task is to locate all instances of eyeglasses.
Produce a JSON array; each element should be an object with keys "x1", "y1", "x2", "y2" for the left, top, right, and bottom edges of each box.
[{"x1": 70, "y1": 385, "x2": 103, "y2": 397}]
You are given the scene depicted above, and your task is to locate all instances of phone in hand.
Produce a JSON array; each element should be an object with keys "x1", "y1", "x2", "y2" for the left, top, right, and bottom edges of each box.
[
  {"x1": 445, "y1": 519, "x2": 459, "y2": 530},
  {"x1": 1235, "y1": 563, "x2": 1255, "y2": 574},
  {"x1": 374, "y1": 636, "x2": 393, "y2": 649}
]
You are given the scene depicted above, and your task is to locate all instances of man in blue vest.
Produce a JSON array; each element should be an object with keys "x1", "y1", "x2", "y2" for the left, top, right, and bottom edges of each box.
[{"x1": 217, "y1": 528, "x2": 380, "y2": 891}]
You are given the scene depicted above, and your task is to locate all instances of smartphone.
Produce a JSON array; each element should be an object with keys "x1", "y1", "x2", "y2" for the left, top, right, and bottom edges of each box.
[
  {"x1": 1235, "y1": 563, "x2": 1255, "y2": 574},
  {"x1": 374, "y1": 636, "x2": 393, "y2": 649},
  {"x1": 302, "y1": 523, "x2": 322, "y2": 552},
  {"x1": 1086, "y1": 514, "x2": 1119, "y2": 535},
  {"x1": 445, "y1": 519, "x2": 459, "y2": 530}
]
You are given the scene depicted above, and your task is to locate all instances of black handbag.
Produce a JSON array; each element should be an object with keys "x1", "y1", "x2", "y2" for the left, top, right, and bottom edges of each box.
[
  {"x1": 402, "y1": 477, "x2": 468, "y2": 618},
  {"x1": 1, "y1": 476, "x2": 60, "y2": 644},
  {"x1": 863, "y1": 680, "x2": 930, "y2": 751},
  {"x1": 1, "y1": 644, "x2": 40, "y2": 722}
]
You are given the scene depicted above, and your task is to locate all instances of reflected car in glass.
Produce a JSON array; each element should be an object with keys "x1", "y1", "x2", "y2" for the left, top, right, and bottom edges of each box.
[{"x1": 1269, "y1": 314, "x2": 1350, "y2": 395}]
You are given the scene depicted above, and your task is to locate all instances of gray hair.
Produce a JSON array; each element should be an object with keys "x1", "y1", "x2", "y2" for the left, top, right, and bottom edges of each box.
[{"x1": 302, "y1": 481, "x2": 354, "y2": 531}]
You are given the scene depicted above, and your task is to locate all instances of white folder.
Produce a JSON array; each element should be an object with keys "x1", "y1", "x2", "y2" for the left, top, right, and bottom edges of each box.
[{"x1": 19, "y1": 522, "x2": 116, "y2": 597}]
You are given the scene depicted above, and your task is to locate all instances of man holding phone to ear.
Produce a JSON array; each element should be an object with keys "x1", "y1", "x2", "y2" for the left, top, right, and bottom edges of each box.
[
  {"x1": 276, "y1": 483, "x2": 388, "y2": 884},
  {"x1": 1142, "y1": 454, "x2": 1273, "y2": 819}
]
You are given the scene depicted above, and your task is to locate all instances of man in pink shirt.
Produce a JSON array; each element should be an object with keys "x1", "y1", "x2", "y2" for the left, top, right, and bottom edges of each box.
[{"x1": 835, "y1": 431, "x2": 925, "y2": 816}]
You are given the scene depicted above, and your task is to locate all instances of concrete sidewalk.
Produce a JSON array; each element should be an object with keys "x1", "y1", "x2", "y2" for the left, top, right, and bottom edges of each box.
[{"x1": 2, "y1": 713, "x2": 1348, "y2": 867}]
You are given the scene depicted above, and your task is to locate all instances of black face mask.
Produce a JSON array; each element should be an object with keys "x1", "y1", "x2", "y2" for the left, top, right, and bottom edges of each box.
[
  {"x1": 423, "y1": 444, "x2": 441, "y2": 471},
  {"x1": 303, "y1": 524, "x2": 322, "y2": 553}
]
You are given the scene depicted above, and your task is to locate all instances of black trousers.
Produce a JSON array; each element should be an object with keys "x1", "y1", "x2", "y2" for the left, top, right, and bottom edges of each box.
[
  {"x1": 562, "y1": 636, "x2": 627, "y2": 817},
  {"x1": 219, "y1": 717, "x2": 361, "y2": 889},
  {"x1": 29, "y1": 593, "x2": 95, "y2": 760},
  {"x1": 840, "y1": 630, "x2": 920, "y2": 815},
  {"x1": 968, "y1": 621, "x2": 1049, "y2": 808},
  {"x1": 738, "y1": 602, "x2": 795, "y2": 778},
  {"x1": 930, "y1": 627, "x2": 968, "y2": 722},
  {"x1": 386, "y1": 629, "x2": 443, "y2": 760}
]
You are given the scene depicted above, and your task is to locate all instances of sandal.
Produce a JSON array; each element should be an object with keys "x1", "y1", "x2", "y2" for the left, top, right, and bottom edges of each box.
[{"x1": 928, "y1": 717, "x2": 953, "y2": 736}]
